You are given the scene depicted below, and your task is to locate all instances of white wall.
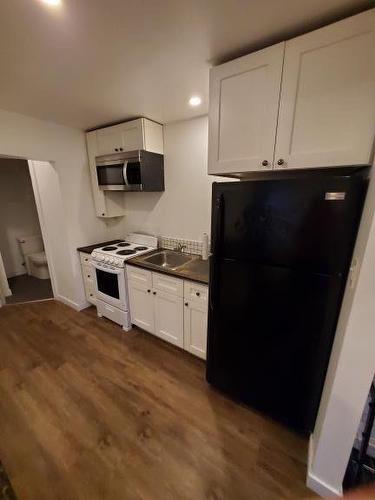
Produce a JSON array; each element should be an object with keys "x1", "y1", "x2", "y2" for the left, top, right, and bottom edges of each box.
[
  {"x1": 123, "y1": 116, "x2": 226, "y2": 240},
  {"x1": 308, "y1": 164, "x2": 375, "y2": 496},
  {"x1": 0, "y1": 108, "x2": 125, "y2": 308},
  {"x1": 0, "y1": 158, "x2": 42, "y2": 277},
  {"x1": 0, "y1": 111, "x2": 224, "y2": 307}
]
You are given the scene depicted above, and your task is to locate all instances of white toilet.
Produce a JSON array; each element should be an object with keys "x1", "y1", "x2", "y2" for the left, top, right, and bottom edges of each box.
[{"x1": 17, "y1": 235, "x2": 50, "y2": 280}]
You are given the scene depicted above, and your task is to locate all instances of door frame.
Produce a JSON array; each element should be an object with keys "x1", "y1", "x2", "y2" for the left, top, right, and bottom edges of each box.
[
  {"x1": 28, "y1": 159, "x2": 58, "y2": 299},
  {"x1": 0, "y1": 155, "x2": 59, "y2": 303},
  {"x1": 0, "y1": 250, "x2": 12, "y2": 307}
]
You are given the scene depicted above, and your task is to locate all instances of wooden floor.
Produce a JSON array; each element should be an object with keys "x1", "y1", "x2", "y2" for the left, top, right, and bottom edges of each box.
[{"x1": 0, "y1": 301, "x2": 313, "y2": 500}]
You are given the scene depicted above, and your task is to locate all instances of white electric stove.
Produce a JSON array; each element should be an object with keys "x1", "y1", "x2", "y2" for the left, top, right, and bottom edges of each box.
[{"x1": 91, "y1": 233, "x2": 157, "y2": 330}]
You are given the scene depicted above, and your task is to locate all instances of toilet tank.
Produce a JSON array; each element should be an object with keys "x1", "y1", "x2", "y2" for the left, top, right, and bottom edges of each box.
[{"x1": 17, "y1": 235, "x2": 44, "y2": 257}]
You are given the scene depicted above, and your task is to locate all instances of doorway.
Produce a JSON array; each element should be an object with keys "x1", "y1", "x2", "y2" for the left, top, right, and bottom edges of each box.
[{"x1": 0, "y1": 158, "x2": 53, "y2": 305}]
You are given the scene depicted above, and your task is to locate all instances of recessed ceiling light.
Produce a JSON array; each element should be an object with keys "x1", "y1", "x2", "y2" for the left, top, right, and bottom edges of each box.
[
  {"x1": 41, "y1": 0, "x2": 61, "y2": 6},
  {"x1": 189, "y1": 96, "x2": 202, "y2": 107}
]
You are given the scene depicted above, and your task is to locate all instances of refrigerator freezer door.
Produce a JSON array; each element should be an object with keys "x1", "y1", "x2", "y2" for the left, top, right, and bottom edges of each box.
[
  {"x1": 207, "y1": 259, "x2": 344, "y2": 433},
  {"x1": 213, "y1": 176, "x2": 366, "y2": 274}
]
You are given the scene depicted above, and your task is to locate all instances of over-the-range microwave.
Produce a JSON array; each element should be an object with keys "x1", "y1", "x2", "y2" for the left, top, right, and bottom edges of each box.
[{"x1": 96, "y1": 150, "x2": 164, "y2": 192}]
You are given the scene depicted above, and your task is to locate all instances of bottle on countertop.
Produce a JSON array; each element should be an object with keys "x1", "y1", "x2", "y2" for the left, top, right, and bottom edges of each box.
[{"x1": 202, "y1": 233, "x2": 209, "y2": 260}]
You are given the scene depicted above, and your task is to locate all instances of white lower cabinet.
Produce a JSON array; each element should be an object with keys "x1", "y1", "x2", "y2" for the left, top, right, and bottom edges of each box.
[
  {"x1": 183, "y1": 280, "x2": 208, "y2": 359},
  {"x1": 127, "y1": 280, "x2": 154, "y2": 334},
  {"x1": 126, "y1": 265, "x2": 208, "y2": 359},
  {"x1": 79, "y1": 252, "x2": 96, "y2": 305},
  {"x1": 154, "y1": 290, "x2": 183, "y2": 347},
  {"x1": 183, "y1": 300, "x2": 207, "y2": 360}
]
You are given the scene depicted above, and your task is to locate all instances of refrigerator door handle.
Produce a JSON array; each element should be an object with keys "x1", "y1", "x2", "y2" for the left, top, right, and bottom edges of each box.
[{"x1": 209, "y1": 194, "x2": 224, "y2": 312}]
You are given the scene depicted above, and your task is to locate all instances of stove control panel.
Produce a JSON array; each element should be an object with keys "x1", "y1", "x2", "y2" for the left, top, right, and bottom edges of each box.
[{"x1": 92, "y1": 252, "x2": 124, "y2": 268}]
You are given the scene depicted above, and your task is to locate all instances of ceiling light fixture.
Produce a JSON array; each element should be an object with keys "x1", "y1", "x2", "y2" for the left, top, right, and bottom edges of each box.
[
  {"x1": 189, "y1": 96, "x2": 202, "y2": 107},
  {"x1": 41, "y1": 0, "x2": 61, "y2": 6}
]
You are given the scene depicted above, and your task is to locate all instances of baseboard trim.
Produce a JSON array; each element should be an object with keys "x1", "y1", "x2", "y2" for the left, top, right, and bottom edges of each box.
[
  {"x1": 307, "y1": 472, "x2": 342, "y2": 498},
  {"x1": 75, "y1": 301, "x2": 92, "y2": 311},
  {"x1": 307, "y1": 435, "x2": 342, "y2": 497},
  {"x1": 56, "y1": 295, "x2": 90, "y2": 311}
]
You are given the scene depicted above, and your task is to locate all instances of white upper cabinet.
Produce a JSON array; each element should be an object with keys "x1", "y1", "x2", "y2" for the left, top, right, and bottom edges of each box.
[
  {"x1": 96, "y1": 121, "x2": 144, "y2": 156},
  {"x1": 86, "y1": 117, "x2": 164, "y2": 217},
  {"x1": 94, "y1": 118, "x2": 163, "y2": 156},
  {"x1": 275, "y1": 9, "x2": 375, "y2": 170},
  {"x1": 208, "y1": 8, "x2": 375, "y2": 175},
  {"x1": 208, "y1": 43, "x2": 284, "y2": 175}
]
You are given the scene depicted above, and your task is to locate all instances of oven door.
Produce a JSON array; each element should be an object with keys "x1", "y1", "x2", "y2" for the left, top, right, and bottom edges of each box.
[{"x1": 92, "y1": 262, "x2": 128, "y2": 310}]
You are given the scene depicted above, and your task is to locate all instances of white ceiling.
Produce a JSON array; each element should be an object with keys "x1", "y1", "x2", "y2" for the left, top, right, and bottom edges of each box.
[{"x1": 0, "y1": 0, "x2": 372, "y2": 130}]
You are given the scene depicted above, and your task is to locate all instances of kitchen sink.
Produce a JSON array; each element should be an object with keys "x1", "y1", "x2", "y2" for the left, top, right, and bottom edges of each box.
[{"x1": 143, "y1": 250, "x2": 195, "y2": 270}]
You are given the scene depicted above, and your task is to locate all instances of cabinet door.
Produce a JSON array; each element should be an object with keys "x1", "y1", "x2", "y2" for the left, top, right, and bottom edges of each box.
[
  {"x1": 183, "y1": 300, "x2": 207, "y2": 360},
  {"x1": 84, "y1": 279, "x2": 96, "y2": 305},
  {"x1": 153, "y1": 290, "x2": 183, "y2": 348},
  {"x1": 96, "y1": 124, "x2": 124, "y2": 155},
  {"x1": 208, "y1": 42, "x2": 284, "y2": 175},
  {"x1": 119, "y1": 120, "x2": 144, "y2": 152},
  {"x1": 275, "y1": 9, "x2": 375, "y2": 170},
  {"x1": 128, "y1": 281, "x2": 154, "y2": 334},
  {"x1": 96, "y1": 120, "x2": 144, "y2": 156}
]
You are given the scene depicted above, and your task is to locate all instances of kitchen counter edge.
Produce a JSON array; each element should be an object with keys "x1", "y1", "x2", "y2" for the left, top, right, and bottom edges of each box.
[{"x1": 127, "y1": 252, "x2": 209, "y2": 285}]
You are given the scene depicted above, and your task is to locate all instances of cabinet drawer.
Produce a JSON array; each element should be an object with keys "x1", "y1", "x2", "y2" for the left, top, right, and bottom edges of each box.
[
  {"x1": 80, "y1": 253, "x2": 92, "y2": 266},
  {"x1": 126, "y1": 265, "x2": 152, "y2": 287},
  {"x1": 183, "y1": 281, "x2": 208, "y2": 306},
  {"x1": 84, "y1": 279, "x2": 96, "y2": 304},
  {"x1": 82, "y1": 264, "x2": 94, "y2": 282},
  {"x1": 152, "y1": 272, "x2": 183, "y2": 297},
  {"x1": 97, "y1": 301, "x2": 124, "y2": 323}
]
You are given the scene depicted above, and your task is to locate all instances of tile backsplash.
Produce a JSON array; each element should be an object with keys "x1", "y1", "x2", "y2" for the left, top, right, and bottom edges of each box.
[{"x1": 159, "y1": 236, "x2": 206, "y2": 256}]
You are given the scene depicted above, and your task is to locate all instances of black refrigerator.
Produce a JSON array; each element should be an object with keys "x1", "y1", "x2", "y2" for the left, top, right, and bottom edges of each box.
[{"x1": 206, "y1": 169, "x2": 368, "y2": 434}]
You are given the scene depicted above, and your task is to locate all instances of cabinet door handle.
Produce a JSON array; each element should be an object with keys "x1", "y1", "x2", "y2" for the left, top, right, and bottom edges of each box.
[
  {"x1": 277, "y1": 158, "x2": 285, "y2": 166},
  {"x1": 185, "y1": 302, "x2": 189, "y2": 307},
  {"x1": 147, "y1": 289, "x2": 151, "y2": 293},
  {"x1": 261, "y1": 160, "x2": 269, "y2": 167},
  {"x1": 153, "y1": 291, "x2": 156, "y2": 295},
  {"x1": 115, "y1": 148, "x2": 119, "y2": 152},
  {"x1": 119, "y1": 147, "x2": 123, "y2": 151},
  {"x1": 196, "y1": 292, "x2": 200, "y2": 297}
]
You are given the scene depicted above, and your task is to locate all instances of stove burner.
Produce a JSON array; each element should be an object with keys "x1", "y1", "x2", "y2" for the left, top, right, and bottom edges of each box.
[
  {"x1": 117, "y1": 242, "x2": 131, "y2": 247},
  {"x1": 116, "y1": 249, "x2": 136, "y2": 256},
  {"x1": 134, "y1": 246, "x2": 148, "y2": 251},
  {"x1": 102, "y1": 246, "x2": 118, "y2": 251}
]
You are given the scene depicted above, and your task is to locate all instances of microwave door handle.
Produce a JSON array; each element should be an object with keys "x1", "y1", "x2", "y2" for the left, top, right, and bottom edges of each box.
[{"x1": 122, "y1": 161, "x2": 129, "y2": 186}]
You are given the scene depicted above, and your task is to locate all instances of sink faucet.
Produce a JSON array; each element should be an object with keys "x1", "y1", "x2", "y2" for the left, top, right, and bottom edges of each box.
[{"x1": 174, "y1": 243, "x2": 187, "y2": 253}]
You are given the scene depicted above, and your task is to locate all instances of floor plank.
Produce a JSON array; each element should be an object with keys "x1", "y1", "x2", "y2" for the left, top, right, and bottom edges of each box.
[{"x1": 0, "y1": 301, "x2": 314, "y2": 499}]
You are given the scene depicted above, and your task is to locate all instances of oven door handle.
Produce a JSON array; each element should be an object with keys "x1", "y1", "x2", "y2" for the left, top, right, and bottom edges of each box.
[
  {"x1": 122, "y1": 160, "x2": 129, "y2": 186},
  {"x1": 92, "y1": 262, "x2": 123, "y2": 275}
]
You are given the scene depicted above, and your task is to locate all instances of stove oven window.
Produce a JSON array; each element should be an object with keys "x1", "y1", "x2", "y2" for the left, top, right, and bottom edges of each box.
[{"x1": 96, "y1": 269, "x2": 119, "y2": 299}]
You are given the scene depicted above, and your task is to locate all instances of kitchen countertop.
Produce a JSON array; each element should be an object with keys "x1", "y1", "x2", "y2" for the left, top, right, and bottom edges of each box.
[
  {"x1": 127, "y1": 249, "x2": 210, "y2": 285},
  {"x1": 77, "y1": 240, "x2": 122, "y2": 254}
]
